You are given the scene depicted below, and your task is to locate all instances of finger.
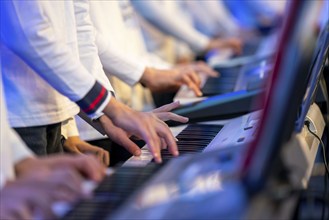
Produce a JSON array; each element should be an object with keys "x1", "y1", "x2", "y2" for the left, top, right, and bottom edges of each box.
[
  {"x1": 229, "y1": 40, "x2": 242, "y2": 54},
  {"x1": 30, "y1": 196, "x2": 57, "y2": 220},
  {"x1": 141, "y1": 123, "x2": 162, "y2": 163},
  {"x1": 72, "y1": 155, "x2": 105, "y2": 182},
  {"x1": 11, "y1": 205, "x2": 32, "y2": 220},
  {"x1": 84, "y1": 145, "x2": 108, "y2": 166},
  {"x1": 161, "y1": 138, "x2": 167, "y2": 150},
  {"x1": 96, "y1": 150, "x2": 103, "y2": 164},
  {"x1": 103, "y1": 150, "x2": 110, "y2": 166},
  {"x1": 53, "y1": 169, "x2": 84, "y2": 196},
  {"x1": 65, "y1": 145, "x2": 84, "y2": 154},
  {"x1": 155, "y1": 112, "x2": 189, "y2": 123},
  {"x1": 155, "y1": 122, "x2": 178, "y2": 157},
  {"x1": 152, "y1": 101, "x2": 180, "y2": 113},
  {"x1": 111, "y1": 132, "x2": 142, "y2": 156},
  {"x1": 182, "y1": 74, "x2": 203, "y2": 96},
  {"x1": 194, "y1": 62, "x2": 219, "y2": 77},
  {"x1": 188, "y1": 71, "x2": 202, "y2": 87},
  {"x1": 52, "y1": 189, "x2": 81, "y2": 202},
  {"x1": 100, "y1": 116, "x2": 142, "y2": 156}
]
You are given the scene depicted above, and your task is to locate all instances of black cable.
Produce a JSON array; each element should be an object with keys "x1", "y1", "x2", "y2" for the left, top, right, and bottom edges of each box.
[
  {"x1": 305, "y1": 121, "x2": 329, "y2": 220},
  {"x1": 305, "y1": 121, "x2": 329, "y2": 177}
]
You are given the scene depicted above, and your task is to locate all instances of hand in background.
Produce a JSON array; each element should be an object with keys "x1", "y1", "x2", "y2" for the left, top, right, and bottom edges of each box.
[
  {"x1": 186, "y1": 61, "x2": 219, "y2": 77},
  {"x1": 207, "y1": 37, "x2": 243, "y2": 55},
  {"x1": 151, "y1": 101, "x2": 188, "y2": 123},
  {"x1": 63, "y1": 136, "x2": 110, "y2": 166},
  {"x1": 141, "y1": 62, "x2": 218, "y2": 96}
]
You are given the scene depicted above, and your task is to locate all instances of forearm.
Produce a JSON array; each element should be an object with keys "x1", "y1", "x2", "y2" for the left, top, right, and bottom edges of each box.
[
  {"x1": 131, "y1": 1, "x2": 209, "y2": 53},
  {"x1": 99, "y1": 45, "x2": 146, "y2": 86},
  {"x1": 74, "y1": 0, "x2": 114, "y2": 92}
]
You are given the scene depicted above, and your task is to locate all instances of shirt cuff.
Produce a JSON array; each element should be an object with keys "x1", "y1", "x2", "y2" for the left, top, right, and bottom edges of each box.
[{"x1": 76, "y1": 81, "x2": 111, "y2": 118}]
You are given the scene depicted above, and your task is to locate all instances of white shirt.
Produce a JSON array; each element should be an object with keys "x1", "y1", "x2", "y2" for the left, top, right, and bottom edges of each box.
[
  {"x1": 131, "y1": 0, "x2": 210, "y2": 53},
  {"x1": 1, "y1": 1, "x2": 111, "y2": 127},
  {"x1": 77, "y1": 0, "x2": 172, "y2": 141},
  {"x1": 0, "y1": 73, "x2": 33, "y2": 189},
  {"x1": 182, "y1": 1, "x2": 240, "y2": 37},
  {"x1": 90, "y1": 0, "x2": 170, "y2": 71}
]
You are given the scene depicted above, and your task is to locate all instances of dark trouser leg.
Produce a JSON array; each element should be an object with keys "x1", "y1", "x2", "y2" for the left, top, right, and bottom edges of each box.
[
  {"x1": 46, "y1": 123, "x2": 63, "y2": 154},
  {"x1": 14, "y1": 122, "x2": 63, "y2": 156}
]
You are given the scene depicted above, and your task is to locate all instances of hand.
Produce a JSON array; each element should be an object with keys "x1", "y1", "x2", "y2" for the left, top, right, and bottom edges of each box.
[
  {"x1": 140, "y1": 62, "x2": 219, "y2": 97},
  {"x1": 187, "y1": 61, "x2": 219, "y2": 77},
  {"x1": 141, "y1": 67, "x2": 203, "y2": 96},
  {"x1": 15, "y1": 154, "x2": 106, "y2": 183},
  {"x1": 206, "y1": 37, "x2": 243, "y2": 55},
  {"x1": 151, "y1": 101, "x2": 189, "y2": 123},
  {"x1": 99, "y1": 101, "x2": 188, "y2": 157},
  {"x1": 0, "y1": 167, "x2": 91, "y2": 219},
  {"x1": 102, "y1": 98, "x2": 178, "y2": 163},
  {"x1": 63, "y1": 136, "x2": 110, "y2": 166},
  {"x1": 99, "y1": 115, "x2": 141, "y2": 156},
  {"x1": 0, "y1": 179, "x2": 56, "y2": 219}
]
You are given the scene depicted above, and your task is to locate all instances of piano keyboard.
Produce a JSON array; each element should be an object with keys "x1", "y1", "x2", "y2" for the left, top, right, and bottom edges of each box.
[
  {"x1": 156, "y1": 124, "x2": 223, "y2": 162},
  {"x1": 125, "y1": 123, "x2": 223, "y2": 166},
  {"x1": 62, "y1": 164, "x2": 161, "y2": 220},
  {"x1": 201, "y1": 67, "x2": 241, "y2": 96},
  {"x1": 61, "y1": 124, "x2": 224, "y2": 220}
]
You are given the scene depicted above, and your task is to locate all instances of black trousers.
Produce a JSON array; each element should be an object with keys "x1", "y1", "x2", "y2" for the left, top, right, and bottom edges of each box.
[{"x1": 14, "y1": 122, "x2": 63, "y2": 156}]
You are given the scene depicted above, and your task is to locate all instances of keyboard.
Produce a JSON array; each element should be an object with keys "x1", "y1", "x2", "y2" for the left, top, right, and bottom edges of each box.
[
  {"x1": 154, "y1": 124, "x2": 223, "y2": 162},
  {"x1": 61, "y1": 124, "x2": 224, "y2": 219},
  {"x1": 125, "y1": 123, "x2": 224, "y2": 167},
  {"x1": 201, "y1": 66, "x2": 241, "y2": 96},
  {"x1": 62, "y1": 164, "x2": 161, "y2": 220}
]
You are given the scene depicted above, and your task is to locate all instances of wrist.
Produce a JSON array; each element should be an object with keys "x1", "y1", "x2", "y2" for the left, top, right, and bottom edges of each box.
[
  {"x1": 103, "y1": 98, "x2": 129, "y2": 123},
  {"x1": 140, "y1": 67, "x2": 156, "y2": 88}
]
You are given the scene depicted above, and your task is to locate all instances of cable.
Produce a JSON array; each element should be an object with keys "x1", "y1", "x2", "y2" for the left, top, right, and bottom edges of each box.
[
  {"x1": 304, "y1": 121, "x2": 329, "y2": 220},
  {"x1": 305, "y1": 121, "x2": 329, "y2": 177}
]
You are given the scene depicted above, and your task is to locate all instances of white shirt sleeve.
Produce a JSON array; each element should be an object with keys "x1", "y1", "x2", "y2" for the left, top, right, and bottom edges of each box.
[
  {"x1": 0, "y1": 128, "x2": 34, "y2": 189},
  {"x1": 131, "y1": 1, "x2": 210, "y2": 53},
  {"x1": 1, "y1": 1, "x2": 96, "y2": 102},
  {"x1": 0, "y1": 79, "x2": 34, "y2": 189},
  {"x1": 95, "y1": 30, "x2": 146, "y2": 86},
  {"x1": 73, "y1": 0, "x2": 114, "y2": 92},
  {"x1": 184, "y1": 1, "x2": 240, "y2": 37}
]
